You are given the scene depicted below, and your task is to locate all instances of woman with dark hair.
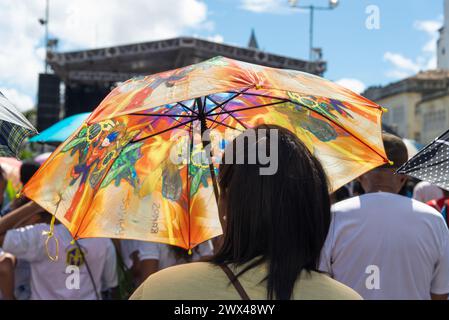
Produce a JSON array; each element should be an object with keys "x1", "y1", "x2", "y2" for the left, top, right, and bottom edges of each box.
[{"x1": 131, "y1": 125, "x2": 361, "y2": 300}]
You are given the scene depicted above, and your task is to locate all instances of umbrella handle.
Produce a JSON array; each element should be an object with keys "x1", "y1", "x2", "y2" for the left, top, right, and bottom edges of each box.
[{"x1": 43, "y1": 215, "x2": 59, "y2": 261}]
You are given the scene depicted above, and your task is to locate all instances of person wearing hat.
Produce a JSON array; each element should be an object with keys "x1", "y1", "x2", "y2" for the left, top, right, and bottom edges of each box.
[{"x1": 319, "y1": 133, "x2": 449, "y2": 300}]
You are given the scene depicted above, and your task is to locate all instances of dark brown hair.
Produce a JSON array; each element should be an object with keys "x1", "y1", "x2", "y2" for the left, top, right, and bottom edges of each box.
[{"x1": 211, "y1": 124, "x2": 331, "y2": 300}]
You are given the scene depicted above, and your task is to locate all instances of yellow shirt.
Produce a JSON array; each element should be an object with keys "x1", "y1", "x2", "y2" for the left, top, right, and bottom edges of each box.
[{"x1": 130, "y1": 261, "x2": 362, "y2": 300}]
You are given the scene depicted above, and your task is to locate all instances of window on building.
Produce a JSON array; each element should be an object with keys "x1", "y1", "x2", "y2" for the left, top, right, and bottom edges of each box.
[
  {"x1": 382, "y1": 110, "x2": 390, "y2": 124},
  {"x1": 392, "y1": 106, "x2": 405, "y2": 124},
  {"x1": 415, "y1": 132, "x2": 421, "y2": 142},
  {"x1": 390, "y1": 106, "x2": 406, "y2": 137},
  {"x1": 423, "y1": 109, "x2": 446, "y2": 134}
]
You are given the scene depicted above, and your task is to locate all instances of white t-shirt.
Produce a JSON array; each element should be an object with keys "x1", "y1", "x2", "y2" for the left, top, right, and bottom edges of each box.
[
  {"x1": 413, "y1": 181, "x2": 443, "y2": 203},
  {"x1": 3, "y1": 223, "x2": 118, "y2": 300},
  {"x1": 121, "y1": 240, "x2": 214, "y2": 271},
  {"x1": 320, "y1": 192, "x2": 449, "y2": 300}
]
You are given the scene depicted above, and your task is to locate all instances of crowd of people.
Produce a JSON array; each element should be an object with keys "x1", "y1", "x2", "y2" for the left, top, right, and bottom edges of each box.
[{"x1": 0, "y1": 125, "x2": 449, "y2": 300}]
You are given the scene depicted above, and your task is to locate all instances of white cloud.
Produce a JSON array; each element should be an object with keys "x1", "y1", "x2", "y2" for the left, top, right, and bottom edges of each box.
[
  {"x1": 426, "y1": 55, "x2": 437, "y2": 69},
  {"x1": 206, "y1": 34, "x2": 225, "y2": 43},
  {"x1": 0, "y1": 87, "x2": 35, "y2": 112},
  {"x1": 0, "y1": 1, "x2": 45, "y2": 95},
  {"x1": 193, "y1": 33, "x2": 224, "y2": 43},
  {"x1": 0, "y1": 0, "x2": 213, "y2": 110},
  {"x1": 414, "y1": 19, "x2": 442, "y2": 53},
  {"x1": 51, "y1": 0, "x2": 209, "y2": 49},
  {"x1": 383, "y1": 17, "x2": 442, "y2": 80},
  {"x1": 385, "y1": 70, "x2": 412, "y2": 79},
  {"x1": 335, "y1": 78, "x2": 366, "y2": 94},
  {"x1": 383, "y1": 52, "x2": 421, "y2": 73},
  {"x1": 240, "y1": 0, "x2": 292, "y2": 14}
]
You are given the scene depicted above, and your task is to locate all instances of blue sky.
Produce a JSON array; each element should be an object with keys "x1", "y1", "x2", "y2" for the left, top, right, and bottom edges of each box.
[
  {"x1": 207, "y1": 0, "x2": 443, "y2": 90},
  {"x1": 0, "y1": 0, "x2": 444, "y2": 110}
]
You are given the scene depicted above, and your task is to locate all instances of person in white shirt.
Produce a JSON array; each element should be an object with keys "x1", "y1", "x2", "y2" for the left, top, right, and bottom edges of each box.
[
  {"x1": 320, "y1": 133, "x2": 449, "y2": 300},
  {"x1": 0, "y1": 202, "x2": 118, "y2": 300},
  {"x1": 121, "y1": 239, "x2": 213, "y2": 286},
  {"x1": 0, "y1": 162, "x2": 43, "y2": 300},
  {"x1": 413, "y1": 181, "x2": 443, "y2": 203}
]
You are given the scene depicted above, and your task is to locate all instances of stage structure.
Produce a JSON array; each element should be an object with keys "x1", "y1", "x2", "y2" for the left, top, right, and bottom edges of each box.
[{"x1": 37, "y1": 37, "x2": 326, "y2": 131}]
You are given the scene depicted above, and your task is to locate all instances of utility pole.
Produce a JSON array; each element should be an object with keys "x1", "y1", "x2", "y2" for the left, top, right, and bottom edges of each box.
[
  {"x1": 39, "y1": 0, "x2": 50, "y2": 73},
  {"x1": 288, "y1": 0, "x2": 339, "y2": 61}
]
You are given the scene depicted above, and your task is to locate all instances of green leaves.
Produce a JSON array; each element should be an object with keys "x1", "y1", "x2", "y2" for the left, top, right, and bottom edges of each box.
[
  {"x1": 99, "y1": 142, "x2": 143, "y2": 189},
  {"x1": 190, "y1": 167, "x2": 204, "y2": 197},
  {"x1": 62, "y1": 137, "x2": 86, "y2": 153},
  {"x1": 189, "y1": 167, "x2": 210, "y2": 197}
]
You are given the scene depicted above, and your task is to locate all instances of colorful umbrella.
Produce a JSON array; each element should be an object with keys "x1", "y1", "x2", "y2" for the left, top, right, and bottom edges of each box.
[
  {"x1": 397, "y1": 130, "x2": 449, "y2": 190},
  {"x1": 29, "y1": 113, "x2": 90, "y2": 144},
  {"x1": 23, "y1": 56, "x2": 389, "y2": 251},
  {"x1": 0, "y1": 92, "x2": 37, "y2": 157}
]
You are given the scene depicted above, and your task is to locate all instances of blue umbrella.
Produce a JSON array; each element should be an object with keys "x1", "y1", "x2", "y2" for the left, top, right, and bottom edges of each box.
[{"x1": 29, "y1": 113, "x2": 90, "y2": 143}]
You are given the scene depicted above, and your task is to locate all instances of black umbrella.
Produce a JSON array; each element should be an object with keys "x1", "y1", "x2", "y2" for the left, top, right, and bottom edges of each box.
[{"x1": 397, "y1": 129, "x2": 449, "y2": 191}]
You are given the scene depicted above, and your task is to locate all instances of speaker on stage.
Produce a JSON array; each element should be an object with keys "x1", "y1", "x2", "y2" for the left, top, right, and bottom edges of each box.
[
  {"x1": 37, "y1": 73, "x2": 61, "y2": 131},
  {"x1": 65, "y1": 83, "x2": 111, "y2": 116}
]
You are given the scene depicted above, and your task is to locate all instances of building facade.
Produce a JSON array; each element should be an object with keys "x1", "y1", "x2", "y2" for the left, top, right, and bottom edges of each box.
[
  {"x1": 365, "y1": 0, "x2": 449, "y2": 145},
  {"x1": 363, "y1": 70, "x2": 449, "y2": 144},
  {"x1": 417, "y1": 90, "x2": 449, "y2": 143}
]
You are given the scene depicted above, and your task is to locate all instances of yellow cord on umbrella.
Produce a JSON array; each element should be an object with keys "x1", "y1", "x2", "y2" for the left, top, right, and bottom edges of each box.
[
  {"x1": 188, "y1": 249, "x2": 192, "y2": 255},
  {"x1": 43, "y1": 215, "x2": 59, "y2": 261}
]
